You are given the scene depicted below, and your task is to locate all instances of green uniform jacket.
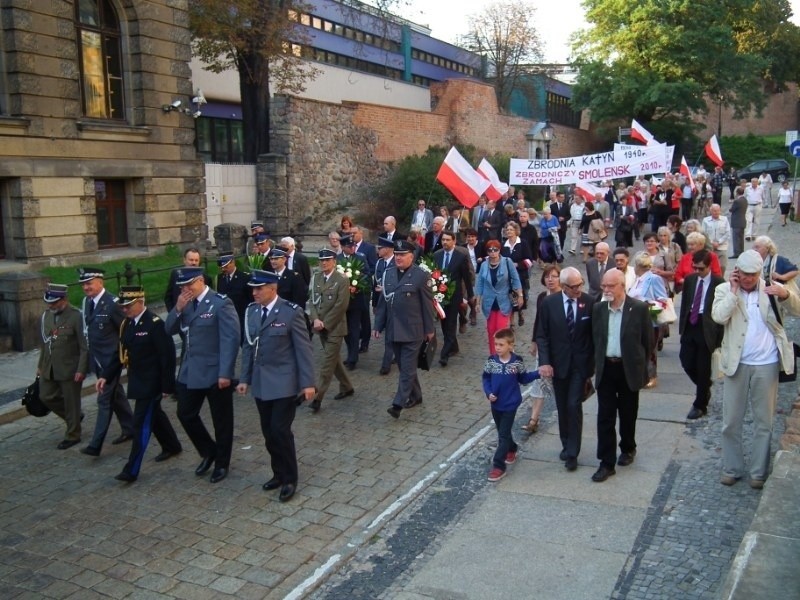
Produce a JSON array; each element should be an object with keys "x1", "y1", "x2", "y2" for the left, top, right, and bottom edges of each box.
[
  {"x1": 38, "y1": 305, "x2": 89, "y2": 381},
  {"x1": 308, "y1": 270, "x2": 350, "y2": 337}
]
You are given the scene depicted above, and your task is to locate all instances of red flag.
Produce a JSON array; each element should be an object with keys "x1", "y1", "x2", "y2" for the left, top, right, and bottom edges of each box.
[
  {"x1": 704, "y1": 135, "x2": 724, "y2": 166},
  {"x1": 476, "y1": 158, "x2": 508, "y2": 202},
  {"x1": 575, "y1": 181, "x2": 604, "y2": 203},
  {"x1": 679, "y1": 156, "x2": 696, "y2": 192},
  {"x1": 631, "y1": 119, "x2": 656, "y2": 145},
  {"x1": 435, "y1": 147, "x2": 490, "y2": 209}
]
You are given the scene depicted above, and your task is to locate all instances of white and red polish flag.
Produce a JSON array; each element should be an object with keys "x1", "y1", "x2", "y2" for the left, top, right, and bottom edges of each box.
[
  {"x1": 631, "y1": 119, "x2": 657, "y2": 145},
  {"x1": 575, "y1": 180, "x2": 605, "y2": 203},
  {"x1": 679, "y1": 156, "x2": 696, "y2": 192},
  {"x1": 475, "y1": 158, "x2": 508, "y2": 202},
  {"x1": 704, "y1": 135, "x2": 724, "y2": 167},
  {"x1": 435, "y1": 147, "x2": 491, "y2": 209}
]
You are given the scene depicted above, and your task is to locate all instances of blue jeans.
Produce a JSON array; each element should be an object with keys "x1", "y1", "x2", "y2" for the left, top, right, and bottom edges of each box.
[{"x1": 491, "y1": 407, "x2": 519, "y2": 470}]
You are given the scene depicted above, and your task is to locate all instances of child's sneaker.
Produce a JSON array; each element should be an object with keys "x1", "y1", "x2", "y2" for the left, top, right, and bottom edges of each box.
[
  {"x1": 488, "y1": 467, "x2": 506, "y2": 482},
  {"x1": 505, "y1": 450, "x2": 517, "y2": 465}
]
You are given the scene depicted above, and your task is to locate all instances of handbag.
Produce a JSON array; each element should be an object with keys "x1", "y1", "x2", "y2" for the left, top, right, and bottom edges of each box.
[
  {"x1": 418, "y1": 336, "x2": 437, "y2": 371},
  {"x1": 582, "y1": 378, "x2": 595, "y2": 402},
  {"x1": 655, "y1": 297, "x2": 677, "y2": 325},
  {"x1": 504, "y1": 257, "x2": 519, "y2": 311},
  {"x1": 21, "y1": 376, "x2": 50, "y2": 417},
  {"x1": 767, "y1": 292, "x2": 800, "y2": 382}
]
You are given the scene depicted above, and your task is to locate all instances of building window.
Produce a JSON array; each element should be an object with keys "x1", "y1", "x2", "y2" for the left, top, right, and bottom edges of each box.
[
  {"x1": 195, "y1": 117, "x2": 244, "y2": 163},
  {"x1": 75, "y1": 0, "x2": 125, "y2": 119},
  {"x1": 95, "y1": 180, "x2": 128, "y2": 248},
  {"x1": 547, "y1": 92, "x2": 582, "y2": 129}
]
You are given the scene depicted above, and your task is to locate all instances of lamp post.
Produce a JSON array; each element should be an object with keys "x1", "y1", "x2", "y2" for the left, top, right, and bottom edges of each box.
[{"x1": 542, "y1": 120, "x2": 554, "y2": 159}]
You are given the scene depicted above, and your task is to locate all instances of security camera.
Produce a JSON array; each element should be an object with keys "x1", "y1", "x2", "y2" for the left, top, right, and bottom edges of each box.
[
  {"x1": 170, "y1": 99, "x2": 182, "y2": 108},
  {"x1": 192, "y1": 110, "x2": 202, "y2": 119},
  {"x1": 192, "y1": 89, "x2": 207, "y2": 105}
]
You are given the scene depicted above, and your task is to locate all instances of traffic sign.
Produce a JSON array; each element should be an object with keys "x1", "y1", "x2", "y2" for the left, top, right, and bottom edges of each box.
[{"x1": 791, "y1": 140, "x2": 800, "y2": 158}]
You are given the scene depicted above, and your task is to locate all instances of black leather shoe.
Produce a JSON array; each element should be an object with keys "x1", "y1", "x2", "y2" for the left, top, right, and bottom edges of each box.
[
  {"x1": 387, "y1": 405, "x2": 401, "y2": 419},
  {"x1": 403, "y1": 397, "x2": 422, "y2": 409},
  {"x1": 559, "y1": 450, "x2": 568, "y2": 461},
  {"x1": 111, "y1": 434, "x2": 133, "y2": 445},
  {"x1": 565, "y1": 457, "x2": 578, "y2": 471},
  {"x1": 310, "y1": 399, "x2": 321, "y2": 413},
  {"x1": 359, "y1": 347, "x2": 369, "y2": 354},
  {"x1": 687, "y1": 407, "x2": 707, "y2": 420},
  {"x1": 154, "y1": 449, "x2": 181, "y2": 463},
  {"x1": 439, "y1": 358, "x2": 448, "y2": 367},
  {"x1": 379, "y1": 367, "x2": 390, "y2": 375},
  {"x1": 210, "y1": 468, "x2": 227, "y2": 484},
  {"x1": 279, "y1": 483, "x2": 296, "y2": 502},
  {"x1": 195, "y1": 456, "x2": 215, "y2": 476},
  {"x1": 114, "y1": 472, "x2": 137, "y2": 483},
  {"x1": 617, "y1": 451, "x2": 636, "y2": 467},
  {"x1": 334, "y1": 389, "x2": 355, "y2": 400},
  {"x1": 345, "y1": 362, "x2": 356, "y2": 371},
  {"x1": 80, "y1": 445, "x2": 101, "y2": 457},
  {"x1": 262, "y1": 477, "x2": 281, "y2": 491},
  {"x1": 57, "y1": 439, "x2": 80, "y2": 450},
  {"x1": 591, "y1": 465, "x2": 616, "y2": 482}
]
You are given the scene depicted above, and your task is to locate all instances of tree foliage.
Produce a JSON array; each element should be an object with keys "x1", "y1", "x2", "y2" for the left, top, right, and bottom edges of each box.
[
  {"x1": 461, "y1": 1, "x2": 543, "y2": 111},
  {"x1": 190, "y1": 0, "x2": 319, "y2": 162},
  {"x1": 571, "y1": 0, "x2": 800, "y2": 144}
]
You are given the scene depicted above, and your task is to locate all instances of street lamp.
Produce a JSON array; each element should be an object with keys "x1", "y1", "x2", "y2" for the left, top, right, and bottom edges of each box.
[{"x1": 542, "y1": 120, "x2": 554, "y2": 159}]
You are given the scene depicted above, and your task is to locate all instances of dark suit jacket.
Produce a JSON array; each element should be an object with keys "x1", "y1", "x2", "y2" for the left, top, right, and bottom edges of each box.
[
  {"x1": 424, "y1": 230, "x2": 444, "y2": 254},
  {"x1": 550, "y1": 201, "x2": 570, "y2": 236},
  {"x1": 592, "y1": 297, "x2": 651, "y2": 391},
  {"x1": 535, "y1": 291, "x2": 595, "y2": 380},
  {"x1": 585, "y1": 258, "x2": 613, "y2": 301},
  {"x1": 679, "y1": 273, "x2": 725, "y2": 351},
  {"x1": 355, "y1": 241, "x2": 377, "y2": 276},
  {"x1": 729, "y1": 196, "x2": 747, "y2": 229},
  {"x1": 275, "y1": 268, "x2": 309, "y2": 308},
  {"x1": 216, "y1": 268, "x2": 251, "y2": 323},
  {"x1": 484, "y1": 209, "x2": 504, "y2": 241},
  {"x1": 374, "y1": 265, "x2": 435, "y2": 343},
  {"x1": 289, "y1": 251, "x2": 312, "y2": 286},
  {"x1": 434, "y1": 247, "x2": 473, "y2": 306},
  {"x1": 461, "y1": 242, "x2": 486, "y2": 274}
]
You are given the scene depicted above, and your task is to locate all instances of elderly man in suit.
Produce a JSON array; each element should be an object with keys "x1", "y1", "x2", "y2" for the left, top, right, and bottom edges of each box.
[
  {"x1": 550, "y1": 191, "x2": 570, "y2": 248},
  {"x1": 98, "y1": 285, "x2": 182, "y2": 483},
  {"x1": 535, "y1": 266, "x2": 595, "y2": 471},
  {"x1": 280, "y1": 236, "x2": 311, "y2": 286},
  {"x1": 585, "y1": 242, "x2": 613, "y2": 301},
  {"x1": 729, "y1": 186, "x2": 747, "y2": 258},
  {"x1": 411, "y1": 199, "x2": 434, "y2": 236},
  {"x1": 166, "y1": 266, "x2": 240, "y2": 484},
  {"x1": 434, "y1": 230, "x2": 474, "y2": 366},
  {"x1": 481, "y1": 200, "x2": 504, "y2": 242},
  {"x1": 37, "y1": 284, "x2": 89, "y2": 449},
  {"x1": 424, "y1": 217, "x2": 446, "y2": 254},
  {"x1": 78, "y1": 268, "x2": 134, "y2": 457},
  {"x1": 308, "y1": 248, "x2": 353, "y2": 412},
  {"x1": 237, "y1": 270, "x2": 316, "y2": 503},
  {"x1": 679, "y1": 249, "x2": 725, "y2": 420},
  {"x1": 374, "y1": 239, "x2": 435, "y2": 419},
  {"x1": 591, "y1": 269, "x2": 652, "y2": 482},
  {"x1": 471, "y1": 197, "x2": 487, "y2": 231}
]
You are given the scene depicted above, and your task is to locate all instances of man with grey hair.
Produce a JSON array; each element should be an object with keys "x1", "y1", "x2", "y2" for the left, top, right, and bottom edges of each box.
[
  {"x1": 280, "y1": 236, "x2": 311, "y2": 286},
  {"x1": 425, "y1": 216, "x2": 446, "y2": 253},
  {"x1": 744, "y1": 178, "x2": 763, "y2": 241},
  {"x1": 702, "y1": 204, "x2": 730, "y2": 275}
]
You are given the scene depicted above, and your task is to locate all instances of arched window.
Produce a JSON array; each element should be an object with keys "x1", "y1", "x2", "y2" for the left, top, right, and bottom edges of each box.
[{"x1": 75, "y1": 0, "x2": 124, "y2": 119}]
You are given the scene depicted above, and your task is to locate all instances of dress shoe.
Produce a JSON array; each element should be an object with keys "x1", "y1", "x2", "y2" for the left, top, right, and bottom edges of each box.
[
  {"x1": 459, "y1": 323, "x2": 467, "y2": 334},
  {"x1": 310, "y1": 399, "x2": 321, "y2": 413},
  {"x1": 345, "y1": 362, "x2": 356, "y2": 371},
  {"x1": 195, "y1": 456, "x2": 215, "y2": 476},
  {"x1": 379, "y1": 367, "x2": 390, "y2": 375},
  {"x1": 565, "y1": 457, "x2": 578, "y2": 471},
  {"x1": 559, "y1": 450, "x2": 568, "y2": 461},
  {"x1": 749, "y1": 478, "x2": 765, "y2": 490},
  {"x1": 262, "y1": 477, "x2": 281, "y2": 491},
  {"x1": 359, "y1": 347, "x2": 369, "y2": 354},
  {"x1": 154, "y1": 449, "x2": 181, "y2": 463},
  {"x1": 111, "y1": 434, "x2": 133, "y2": 445},
  {"x1": 617, "y1": 451, "x2": 636, "y2": 467},
  {"x1": 210, "y1": 468, "x2": 228, "y2": 484},
  {"x1": 686, "y1": 407, "x2": 707, "y2": 420},
  {"x1": 720, "y1": 474, "x2": 739, "y2": 486},
  {"x1": 387, "y1": 405, "x2": 401, "y2": 419},
  {"x1": 80, "y1": 445, "x2": 101, "y2": 457},
  {"x1": 403, "y1": 397, "x2": 422, "y2": 409},
  {"x1": 591, "y1": 465, "x2": 616, "y2": 482},
  {"x1": 114, "y1": 472, "x2": 137, "y2": 483},
  {"x1": 279, "y1": 483, "x2": 296, "y2": 502},
  {"x1": 439, "y1": 358, "x2": 448, "y2": 367},
  {"x1": 334, "y1": 389, "x2": 355, "y2": 400},
  {"x1": 57, "y1": 439, "x2": 80, "y2": 450}
]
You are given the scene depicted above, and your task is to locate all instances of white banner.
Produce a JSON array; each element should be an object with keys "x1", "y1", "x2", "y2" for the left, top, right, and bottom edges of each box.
[
  {"x1": 614, "y1": 143, "x2": 674, "y2": 169},
  {"x1": 510, "y1": 144, "x2": 670, "y2": 186}
]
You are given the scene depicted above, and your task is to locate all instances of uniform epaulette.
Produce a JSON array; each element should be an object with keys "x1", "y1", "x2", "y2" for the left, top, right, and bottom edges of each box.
[
  {"x1": 152, "y1": 315, "x2": 161, "y2": 322},
  {"x1": 287, "y1": 302, "x2": 299, "y2": 310},
  {"x1": 246, "y1": 301, "x2": 258, "y2": 308},
  {"x1": 215, "y1": 292, "x2": 228, "y2": 299}
]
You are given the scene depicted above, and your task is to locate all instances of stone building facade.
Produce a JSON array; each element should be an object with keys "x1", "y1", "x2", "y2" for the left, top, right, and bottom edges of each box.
[{"x1": 0, "y1": 0, "x2": 203, "y2": 266}]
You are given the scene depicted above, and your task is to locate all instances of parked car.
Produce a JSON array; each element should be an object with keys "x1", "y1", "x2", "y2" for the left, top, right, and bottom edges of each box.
[{"x1": 737, "y1": 159, "x2": 791, "y2": 183}]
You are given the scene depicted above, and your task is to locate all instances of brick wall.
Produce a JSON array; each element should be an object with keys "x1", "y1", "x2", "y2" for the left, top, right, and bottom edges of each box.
[{"x1": 697, "y1": 84, "x2": 799, "y2": 138}]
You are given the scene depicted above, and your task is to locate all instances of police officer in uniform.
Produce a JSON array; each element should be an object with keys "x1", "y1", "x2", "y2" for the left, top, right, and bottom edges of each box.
[
  {"x1": 308, "y1": 248, "x2": 353, "y2": 412},
  {"x1": 372, "y1": 236, "x2": 396, "y2": 375},
  {"x1": 78, "y1": 267, "x2": 134, "y2": 456},
  {"x1": 215, "y1": 254, "x2": 251, "y2": 335},
  {"x1": 37, "y1": 283, "x2": 89, "y2": 448},
  {"x1": 97, "y1": 286, "x2": 182, "y2": 483},
  {"x1": 338, "y1": 234, "x2": 370, "y2": 370},
  {"x1": 237, "y1": 270, "x2": 316, "y2": 502},
  {"x1": 165, "y1": 267, "x2": 240, "y2": 484},
  {"x1": 373, "y1": 240, "x2": 435, "y2": 419}
]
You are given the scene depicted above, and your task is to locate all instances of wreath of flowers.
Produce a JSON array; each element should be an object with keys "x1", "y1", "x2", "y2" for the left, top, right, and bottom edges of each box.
[
  {"x1": 336, "y1": 256, "x2": 371, "y2": 297},
  {"x1": 418, "y1": 255, "x2": 456, "y2": 305},
  {"x1": 648, "y1": 298, "x2": 667, "y2": 322}
]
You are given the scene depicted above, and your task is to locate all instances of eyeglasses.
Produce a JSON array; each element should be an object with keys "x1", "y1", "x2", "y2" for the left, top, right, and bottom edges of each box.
[
  {"x1": 486, "y1": 248, "x2": 500, "y2": 253},
  {"x1": 691, "y1": 265, "x2": 707, "y2": 272},
  {"x1": 563, "y1": 281, "x2": 584, "y2": 290}
]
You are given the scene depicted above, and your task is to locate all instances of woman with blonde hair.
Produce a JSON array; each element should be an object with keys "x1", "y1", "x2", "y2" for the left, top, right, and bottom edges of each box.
[{"x1": 629, "y1": 252, "x2": 668, "y2": 388}]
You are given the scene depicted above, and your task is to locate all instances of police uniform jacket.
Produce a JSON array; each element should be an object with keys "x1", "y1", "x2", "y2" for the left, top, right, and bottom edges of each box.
[
  {"x1": 240, "y1": 299, "x2": 316, "y2": 401},
  {"x1": 165, "y1": 289, "x2": 240, "y2": 389},
  {"x1": 374, "y1": 265, "x2": 435, "y2": 343},
  {"x1": 83, "y1": 290, "x2": 125, "y2": 376},
  {"x1": 216, "y1": 268, "x2": 251, "y2": 323},
  {"x1": 38, "y1": 305, "x2": 89, "y2": 381},
  {"x1": 372, "y1": 256, "x2": 395, "y2": 307},
  {"x1": 103, "y1": 309, "x2": 176, "y2": 399},
  {"x1": 308, "y1": 269, "x2": 350, "y2": 336}
]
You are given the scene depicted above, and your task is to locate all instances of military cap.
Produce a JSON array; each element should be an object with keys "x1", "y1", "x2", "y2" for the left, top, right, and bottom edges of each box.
[
  {"x1": 248, "y1": 269, "x2": 280, "y2": 287},
  {"x1": 217, "y1": 254, "x2": 234, "y2": 268},
  {"x1": 77, "y1": 267, "x2": 105, "y2": 283},
  {"x1": 43, "y1": 283, "x2": 68, "y2": 303},
  {"x1": 393, "y1": 239, "x2": 415, "y2": 254},
  {"x1": 117, "y1": 285, "x2": 145, "y2": 306},
  {"x1": 269, "y1": 246, "x2": 288, "y2": 259},
  {"x1": 254, "y1": 233, "x2": 270, "y2": 244},
  {"x1": 250, "y1": 221, "x2": 264, "y2": 230},
  {"x1": 340, "y1": 234, "x2": 355, "y2": 246},
  {"x1": 174, "y1": 267, "x2": 204, "y2": 286},
  {"x1": 318, "y1": 248, "x2": 337, "y2": 260},
  {"x1": 377, "y1": 236, "x2": 394, "y2": 249}
]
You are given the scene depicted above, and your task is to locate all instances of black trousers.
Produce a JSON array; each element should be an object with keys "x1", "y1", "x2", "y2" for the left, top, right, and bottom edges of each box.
[
  {"x1": 552, "y1": 370, "x2": 585, "y2": 459},
  {"x1": 391, "y1": 340, "x2": 423, "y2": 407},
  {"x1": 597, "y1": 360, "x2": 639, "y2": 469},
  {"x1": 679, "y1": 321, "x2": 713, "y2": 410},
  {"x1": 177, "y1": 384, "x2": 234, "y2": 469},
  {"x1": 123, "y1": 394, "x2": 182, "y2": 478},
  {"x1": 255, "y1": 396, "x2": 298, "y2": 485},
  {"x1": 439, "y1": 301, "x2": 460, "y2": 360},
  {"x1": 345, "y1": 296, "x2": 367, "y2": 364},
  {"x1": 360, "y1": 305, "x2": 371, "y2": 350}
]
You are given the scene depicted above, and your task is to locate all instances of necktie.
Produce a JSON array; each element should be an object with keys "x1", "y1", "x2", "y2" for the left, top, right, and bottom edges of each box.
[
  {"x1": 689, "y1": 280, "x2": 704, "y2": 325},
  {"x1": 87, "y1": 300, "x2": 94, "y2": 317},
  {"x1": 192, "y1": 298, "x2": 199, "y2": 311},
  {"x1": 444, "y1": 252, "x2": 451, "y2": 270},
  {"x1": 261, "y1": 306, "x2": 269, "y2": 323},
  {"x1": 566, "y1": 299, "x2": 575, "y2": 336},
  {"x1": 599, "y1": 262, "x2": 605, "y2": 276}
]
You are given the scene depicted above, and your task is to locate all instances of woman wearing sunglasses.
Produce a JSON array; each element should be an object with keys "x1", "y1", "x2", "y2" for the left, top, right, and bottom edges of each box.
[{"x1": 475, "y1": 240, "x2": 523, "y2": 354}]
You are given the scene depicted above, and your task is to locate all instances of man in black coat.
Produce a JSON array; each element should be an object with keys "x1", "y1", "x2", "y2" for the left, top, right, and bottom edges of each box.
[
  {"x1": 353, "y1": 226, "x2": 377, "y2": 353},
  {"x1": 550, "y1": 191, "x2": 571, "y2": 248},
  {"x1": 480, "y1": 201, "x2": 504, "y2": 243},
  {"x1": 535, "y1": 266, "x2": 595, "y2": 471},
  {"x1": 98, "y1": 286, "x2": 182, "y2": 483},
  {"x1": 434, "y1": 230, "x2": 474, "y2": 366},
  {"x1": 267, "y1": 247, "x2": 309, "y2": 308},
  {"x1": 679, "y1": 249, "x2": 725, "y2": 419},
  {"x1": 339, "y1": 234, "x2": 370, "y2": 370},
  {"x1": 280, "y1": 236, "x2": 312, "y2": 287},
  {"x1": 215, "y1": 254, "x2": 251, "y2": 337},
  {"x1": 424, "y1": 217, "x2": 446, "y2": 254},
  {"x1": 585, "y1": 242, "x2": 613, "y2": 301}
]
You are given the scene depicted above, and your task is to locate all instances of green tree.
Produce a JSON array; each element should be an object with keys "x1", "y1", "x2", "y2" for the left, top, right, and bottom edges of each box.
[
  {"x1": 190, "y1": 0, "x2": 319, "y2": 162},
  {"x1": 571, "y1": 0, "x2": 800, "y2": 143}
]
